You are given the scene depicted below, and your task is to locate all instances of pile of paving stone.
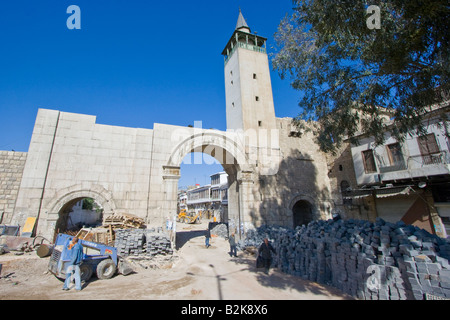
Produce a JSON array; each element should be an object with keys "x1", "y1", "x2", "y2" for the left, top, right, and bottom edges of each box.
[
  {"x1": 146, "y1": 232, "x2": 173, "y2": 257},
  {"x1": 114, "y1": 228, "x2": 173, "y2": 257},
  {"x1": 239, "y1": 218, "x2": 450, "y2": 300}
]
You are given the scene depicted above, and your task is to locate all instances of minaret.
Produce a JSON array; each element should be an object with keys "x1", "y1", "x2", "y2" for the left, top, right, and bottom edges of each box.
[{"x1": 222, "y1": 10, "x2": 277, "y2": 132}]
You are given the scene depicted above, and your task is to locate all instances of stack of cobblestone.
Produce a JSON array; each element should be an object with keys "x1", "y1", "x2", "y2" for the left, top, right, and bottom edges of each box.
[
  {"x1": 240, "y1": 218, "x2": 450, "y2": 300},
  {"x1": 114, "y1": 228, "x2": 173, "y2": 258},
  {"x1": 146, "y1": 232, "x2": 173, "y2": 256}
]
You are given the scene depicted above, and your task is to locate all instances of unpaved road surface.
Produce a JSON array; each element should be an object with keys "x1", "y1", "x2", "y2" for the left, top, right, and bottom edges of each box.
[{"x1": 0, "y1": 221, "x2": 352, "y2": 300}]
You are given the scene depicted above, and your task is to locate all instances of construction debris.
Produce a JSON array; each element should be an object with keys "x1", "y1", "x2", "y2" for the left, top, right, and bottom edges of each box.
[
  {"x1": 103, "y1": 213, "x2": 146, "y2": 231},
  {"x1": 240, "y1": 218, "x2": 450, "y2": 300},
  {"x1": 209, "y1": 222, "x2": 229, "y2": 239},
  {"x1": 76, "y1": 227, "x2": 114, "y2": 245}
]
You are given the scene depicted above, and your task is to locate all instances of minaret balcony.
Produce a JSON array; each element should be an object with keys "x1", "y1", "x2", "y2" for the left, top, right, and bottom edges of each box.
[{"x1": 224, "y1": 41, "x2": 267, "y2": 65}]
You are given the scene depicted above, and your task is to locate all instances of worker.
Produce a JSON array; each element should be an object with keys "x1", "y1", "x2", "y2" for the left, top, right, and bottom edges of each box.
[
  {"x1": 62, "y1": 237, "x2": 84, "y2": 291},
  {"x1": 229, "y1": 233, "x2": 237, "y2": 257},
  {"x1": 205, "y1": 228, "x2": 211, "y2": 248},
  {"x1": 258, "y1": 238, "x2": 276, "y2": 274}
]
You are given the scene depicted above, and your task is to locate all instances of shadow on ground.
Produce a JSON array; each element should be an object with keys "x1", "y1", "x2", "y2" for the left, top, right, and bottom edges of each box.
[
  {"x1": 229, "y1": 253, "x2": 352, "y2": 299},
  {"x1": 175, "y1": 230, "x2": 207, "y2": 250}
]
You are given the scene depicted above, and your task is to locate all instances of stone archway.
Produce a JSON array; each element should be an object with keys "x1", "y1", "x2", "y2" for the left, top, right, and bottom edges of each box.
[
  {"x1": 292, "y1": 200, "x2": 313, "y2": 228},
  {"x1": 289, "y1": 194, "x2": 317, "y2": 228},
  {"x1": 43, "y1": 185, "x2": 116, "y2": 239},
  {"x1": 164, "y1": 130, "x2": 255, "y2": 233}
]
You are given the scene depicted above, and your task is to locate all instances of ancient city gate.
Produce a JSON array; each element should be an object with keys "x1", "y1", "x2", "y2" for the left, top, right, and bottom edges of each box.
[{"x1": 11, "y1": 109, "x2": 258, "y2": 240}]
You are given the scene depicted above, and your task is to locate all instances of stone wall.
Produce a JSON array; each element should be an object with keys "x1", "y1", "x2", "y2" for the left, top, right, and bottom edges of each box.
[
  {"x1": 240, "y1": 218, "x2": 450, "y2": 300},
  {"x1": 0, "y1": 151, "x2": 27, "y2": 225}
]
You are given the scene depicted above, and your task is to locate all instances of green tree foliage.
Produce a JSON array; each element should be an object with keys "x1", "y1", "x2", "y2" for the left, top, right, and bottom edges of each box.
[{"x1": 273, "y1": 0, "x2": 449, "y2": 153}]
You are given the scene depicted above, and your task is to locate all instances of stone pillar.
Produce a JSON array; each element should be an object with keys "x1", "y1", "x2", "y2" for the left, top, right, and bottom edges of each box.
[
  {"x1": 237, "y1": 169, "x2": 255, "y2": 239},
  {"x1": 162, "y1": 166, "x2": 180, "y2": 228}
]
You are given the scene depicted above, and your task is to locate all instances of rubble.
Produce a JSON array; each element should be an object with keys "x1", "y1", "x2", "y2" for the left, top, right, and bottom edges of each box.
[
  {"x1": 240, "y1": 218, "x2": 450, "y2": 300},
  {"x1": 210, "y1": 223, "x2": 229, "y2": 238}
]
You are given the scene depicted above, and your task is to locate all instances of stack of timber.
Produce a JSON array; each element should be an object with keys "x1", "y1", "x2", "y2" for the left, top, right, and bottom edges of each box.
[
  {"x1": 76, "y1": 227, "x2": 114, "y2": 246},
  {"x1": 103, "y1": 213, "x2": 146, "y2": 231}
]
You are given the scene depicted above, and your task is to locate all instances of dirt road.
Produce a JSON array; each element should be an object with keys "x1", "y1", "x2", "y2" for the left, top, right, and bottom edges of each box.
[{"x1": 0, "y1": 221, "x2": 351, "y2": 300}]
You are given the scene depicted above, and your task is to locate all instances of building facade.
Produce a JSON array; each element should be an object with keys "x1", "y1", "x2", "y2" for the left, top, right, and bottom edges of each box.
[
  {"x1": 184, "y1": 172, "x2": 229, "y2": 221},
  {"x1": 341, "y1": 104, "x2": 450, "y2": 238}
]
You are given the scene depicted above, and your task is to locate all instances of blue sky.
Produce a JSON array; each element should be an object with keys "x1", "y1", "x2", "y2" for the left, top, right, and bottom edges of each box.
[{"x1": 0, "y1": 0, "x2": 300, "y2": 188}]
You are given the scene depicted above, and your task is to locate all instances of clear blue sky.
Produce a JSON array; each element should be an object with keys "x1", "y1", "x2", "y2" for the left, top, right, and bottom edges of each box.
[{"x1": 0, "y1": 0, "x2": 300, "y2": 188}]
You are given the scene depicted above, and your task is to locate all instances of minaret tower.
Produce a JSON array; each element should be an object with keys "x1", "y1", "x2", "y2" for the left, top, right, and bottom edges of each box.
[{"x1": 222, "y1": 10, "x2": 277, "y2": 132}]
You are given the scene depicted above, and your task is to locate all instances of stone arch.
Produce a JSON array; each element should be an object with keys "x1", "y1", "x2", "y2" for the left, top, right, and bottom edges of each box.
[
  {"x1": 45, "y1": 185, "x2": 116, "y2": 235},
  {"x1": 49, "y1": 189, "x2": 116, "y2": 216},
  {"x1": 164, "y1": 130, "x2": 253, "y2": 230},
  {"x1": 167, "y1": 130, "x2": 249, "y2": 171},
  {"x1": 289, "y1": 194, "x2": 317, "y2": 228}
]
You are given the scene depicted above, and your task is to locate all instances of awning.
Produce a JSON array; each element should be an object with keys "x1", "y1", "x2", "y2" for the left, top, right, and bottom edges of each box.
[
  {"x1": 375, "y1": 186, "x2": 412, "y2": 198},
  {"x1": 343, "y1": 189, "x2": 372, "y2": 199},
  {"x1": 343, "y1": 186, "x2": 413, "y2": 199}
]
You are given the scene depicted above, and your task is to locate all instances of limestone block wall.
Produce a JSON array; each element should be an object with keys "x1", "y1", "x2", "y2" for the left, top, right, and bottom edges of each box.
[
  {"x1": 0, "y1": 151, "x2": 27, "y2": 224},
  {"x1": 13, "y1": 109, "x2": 154, "y2": 238},
  {"x1": 247, "y1": 118, "x2": 334, "y2": 228}
]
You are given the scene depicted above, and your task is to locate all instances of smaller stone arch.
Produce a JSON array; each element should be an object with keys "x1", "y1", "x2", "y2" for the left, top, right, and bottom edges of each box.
[
  {"x1": 289, "y1": 194, "x2": 317, "y2": 228},
  {"x1": 47, "y1": 185, "x2": 116, "y2": 216},
  {"x1": 44, "y1": 185, "x2": 116, "y2": 237}
]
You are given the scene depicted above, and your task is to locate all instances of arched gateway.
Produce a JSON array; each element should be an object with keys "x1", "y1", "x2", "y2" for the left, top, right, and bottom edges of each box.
[{"x1": 9, "y1": 11, "x2": 333, "y2": 240}]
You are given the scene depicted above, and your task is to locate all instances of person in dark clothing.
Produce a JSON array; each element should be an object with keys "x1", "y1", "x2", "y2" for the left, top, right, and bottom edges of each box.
[
  {"x1": 258, "y1": 238, "x2": 276, "y2": 274},
  {"x1": 62, "y1": 237, "x2": 84, "y2": 291},
  {"x1": 205, "y1": 228, "x2": 211, "y2": 248},
  {"x1": 228, "y1": 233, "x2": 237, "y2": 257}
]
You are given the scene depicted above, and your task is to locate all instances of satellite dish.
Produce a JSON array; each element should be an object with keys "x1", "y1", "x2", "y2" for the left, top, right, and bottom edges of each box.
[{"x1": 418, "y1": 182, "x2": 427, "y2": 189}]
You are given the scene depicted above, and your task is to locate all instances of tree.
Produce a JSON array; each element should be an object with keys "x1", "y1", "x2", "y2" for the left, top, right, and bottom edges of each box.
[{"x1": 272, "y1": 0, "x2": 449, "y2": 154}]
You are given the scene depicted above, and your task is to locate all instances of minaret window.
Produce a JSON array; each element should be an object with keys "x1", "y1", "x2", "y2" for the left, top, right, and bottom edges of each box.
[
  {"x1": 255, "y1": 96, "x2": 259, "y2": 101},
  {"x1": 253, "y1": 73, "x2": 257, "y2": 79}
]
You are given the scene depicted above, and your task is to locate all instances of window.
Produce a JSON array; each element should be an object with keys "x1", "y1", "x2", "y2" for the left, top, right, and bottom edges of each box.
[
  {"x1": 417, "y1": 133, "x2": 440, "y2": 164},
  {"x1": 362, "y1": 149, "x2": 377, "y2": 173},
  {"x1": 258, "y1": 121, "x2": 262, "y2": 127},
  {"x1": 255, "y1": 96, "x2": 259, "y2": 101},
  {"x1": 253, "y1": 73, "x2": 257, "y2": 79},
  {"x1": 386, "y1": 143, "x2": 405, "y2": 167}
]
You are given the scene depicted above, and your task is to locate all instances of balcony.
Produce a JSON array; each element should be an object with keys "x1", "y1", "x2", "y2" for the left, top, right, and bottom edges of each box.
[
  {"x1": 224, "y1": 41, "x2": 267, "y2": 65},
  {"x1": 379, "y1": 161, "x2": 407, "y2": 173},
  {"x1": 379, "y1": 150, "x2": 450, "y2": 182}
]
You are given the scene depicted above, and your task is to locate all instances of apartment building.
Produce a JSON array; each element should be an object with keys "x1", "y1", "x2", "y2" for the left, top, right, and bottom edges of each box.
[{"x1": 345, "y1": 103, "x2": 450, "y2": 237}]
